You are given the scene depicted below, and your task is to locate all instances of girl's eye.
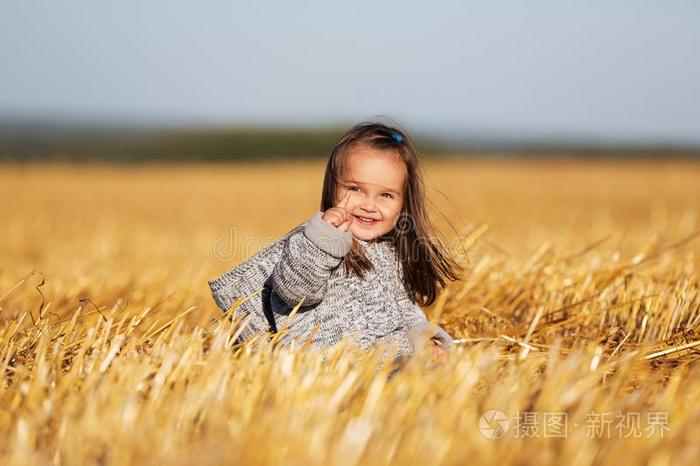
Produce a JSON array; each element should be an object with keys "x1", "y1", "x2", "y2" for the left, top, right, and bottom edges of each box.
[
  {"x1": 348, "y1": 186, "x2": 360, "y2": 192},
  {"x1": 381, "y1": 193, "x2": 394, "y2": 199}
]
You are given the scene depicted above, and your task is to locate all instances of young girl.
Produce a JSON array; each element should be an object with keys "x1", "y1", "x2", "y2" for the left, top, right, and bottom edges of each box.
[{"x1": 208, "y1": 121, "x2": 462, "y2": 363}]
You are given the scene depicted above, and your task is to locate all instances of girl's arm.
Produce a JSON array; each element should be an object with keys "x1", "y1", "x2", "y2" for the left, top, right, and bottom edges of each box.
[
  {"x1": 373, "y1": 323, "x2": 452, "y2": 360},
  {"x1": 407, "y1": 321, "x2": 453, "y2": 351},
  {"x1": 271, "y1": 211, "x2": 353, "y2": 309},
  {"x1": 402, "y1": 298, "x2": 429, "y2": 327},
  {"x1": 374, "y1": 328, "x2": 414, "y2": 358},
  {"x1": 395, "y1": 276, "x2": 429, "y2": 327},
  {"x1": 396, "y1": 281, "x2": 454, "y2": 350}
]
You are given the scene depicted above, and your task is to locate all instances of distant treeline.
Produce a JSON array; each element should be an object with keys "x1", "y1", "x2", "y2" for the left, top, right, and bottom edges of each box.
[
  {"x1": 0, "y1": 125, "x2": 358, "y2": 162},
  {"x1": 1, "y1": 122, "x2": 698, "y2": 162}
]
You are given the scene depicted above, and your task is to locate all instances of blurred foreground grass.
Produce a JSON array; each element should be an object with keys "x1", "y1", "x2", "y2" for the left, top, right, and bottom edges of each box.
[{"x1": 0, "y1": 158, "x2": 699, "y2": 465}]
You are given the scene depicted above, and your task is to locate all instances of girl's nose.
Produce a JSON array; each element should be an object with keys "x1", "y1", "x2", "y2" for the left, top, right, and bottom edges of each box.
[{"x1": 358, "y1": 196, "x2": 377, "y2": 211}]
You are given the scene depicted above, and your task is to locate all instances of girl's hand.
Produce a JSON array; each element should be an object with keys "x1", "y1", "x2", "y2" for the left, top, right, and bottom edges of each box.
[
  {"x1": 322, "y1": 191, "x2": 354, "y2": 232},
  {"x1": 407, "y1": 322, "x2": 452, "y2": 363},
  {"x1": 429, "y1": 339, "x2": 449, "y2": 363}
]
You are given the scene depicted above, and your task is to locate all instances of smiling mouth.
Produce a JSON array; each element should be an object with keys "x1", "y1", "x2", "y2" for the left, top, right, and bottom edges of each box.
[{"x1": 354, "y1": 215, "x2": 380, "y2": 226}]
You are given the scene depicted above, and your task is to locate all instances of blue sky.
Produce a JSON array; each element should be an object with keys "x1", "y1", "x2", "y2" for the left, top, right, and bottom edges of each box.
[{"x1": 1, "y1": 1, "x2": 699, "y2": 144}]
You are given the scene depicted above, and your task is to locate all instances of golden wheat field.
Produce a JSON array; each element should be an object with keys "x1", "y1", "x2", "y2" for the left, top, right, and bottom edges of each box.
[{"x1": 1, "y1": 158, "x2": 699, "y2": 465}]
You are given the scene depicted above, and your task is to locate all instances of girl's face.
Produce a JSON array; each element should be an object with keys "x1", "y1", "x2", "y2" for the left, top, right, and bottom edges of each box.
[{"x1": 336, "y1": 144, "x2": 407, "y2": 241}]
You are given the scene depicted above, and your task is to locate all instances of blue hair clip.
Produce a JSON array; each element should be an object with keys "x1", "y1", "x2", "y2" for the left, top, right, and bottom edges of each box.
[{"x1": 391, "y1": 132, "x2": 403, "y2": 143}]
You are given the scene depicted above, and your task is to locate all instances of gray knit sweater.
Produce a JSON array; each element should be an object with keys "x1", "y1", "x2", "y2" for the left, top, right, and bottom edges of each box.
[{"x1": 208, "y1": 211, "x2": 451, "y2": 358}]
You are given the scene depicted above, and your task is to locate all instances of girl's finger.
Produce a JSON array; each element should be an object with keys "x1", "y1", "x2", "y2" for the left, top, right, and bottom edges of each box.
[
  {"x1": 337, "y1": 189, "x2": 352, "y2": 210},
  {"x1": 431, "y1": 336, "x2": 446, "y2": 348},
  {"x1": 322, "y1": 209, "x2": 343, "y2": 227},
  {"x1": 431, "y1": 345, "x2": 448, "y2": 363},
  {"x1": 331, "y1": 210, "x2": 347, "y2": 227},
  {"x1": 338, "y1": 215, "x2": 354, "y2": 232}
]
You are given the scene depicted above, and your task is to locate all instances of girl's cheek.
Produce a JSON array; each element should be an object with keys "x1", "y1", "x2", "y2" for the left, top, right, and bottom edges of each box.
[{"x1": 391, "y1": 210, "x2": 402, "y2": 226}]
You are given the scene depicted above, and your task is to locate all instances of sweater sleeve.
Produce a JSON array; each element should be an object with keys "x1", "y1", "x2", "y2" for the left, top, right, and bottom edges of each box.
[
  {"x1": 374, "y1": 327, "x2": 415, "y2": 358},
  {"x1": 394, "y1": 255, "x2": 428, "y2": 327},
  {"x1": 271, "y1": 211, "x2": 353, "y2": 309},
  {"x1": 400, "y1": 296, "x2": 454, "y2": 350},
  {"x1": 392, "y1": 269, "x2": 453, "y2": 352},
  {"x1": 394, "y1": 268, "x2": 429, "y2": 327},
  {"x1": 402, "y1": 299, "x2": 429, "y2": 327}
]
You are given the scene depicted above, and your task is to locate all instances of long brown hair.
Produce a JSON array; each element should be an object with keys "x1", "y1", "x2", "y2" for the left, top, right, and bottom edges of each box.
[{"x1": 320, "y1": 120, "x2": 463, "y2": 306}]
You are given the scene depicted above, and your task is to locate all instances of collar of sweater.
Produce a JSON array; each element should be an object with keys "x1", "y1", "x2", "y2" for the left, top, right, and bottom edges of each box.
[{"x1": 356, "y1": 235, "x2": 393, "y2": 248}]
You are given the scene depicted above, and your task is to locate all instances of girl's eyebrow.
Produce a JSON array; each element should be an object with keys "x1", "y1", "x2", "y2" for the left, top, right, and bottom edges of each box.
[{"x1": 346, "y1": 179, "x2": 402, "y2": 195}]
